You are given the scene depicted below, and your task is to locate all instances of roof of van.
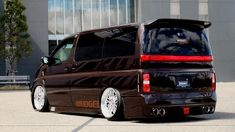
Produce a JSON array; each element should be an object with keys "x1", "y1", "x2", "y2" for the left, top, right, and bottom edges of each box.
[
  {"x1": 77, "y1": 23, "x2": 138, "y2": 35},
  {"x1": 65, "y1": 18, "x2": 211, "y2": 39},
  {"x1": 144, "y1": 18, "x2": 211, "y2": 29}
]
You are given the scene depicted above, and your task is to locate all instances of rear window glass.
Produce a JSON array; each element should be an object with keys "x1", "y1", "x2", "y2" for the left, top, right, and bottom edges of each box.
[
  {"x1": 143, "y1": 27, "x2": 211, "y2": 56},
  {"x1": 75, "y1": 33, "x2": 103, "y2": 61},
  {"x1": 103, "y1": 30, "x2": 137, "y2": 58}
]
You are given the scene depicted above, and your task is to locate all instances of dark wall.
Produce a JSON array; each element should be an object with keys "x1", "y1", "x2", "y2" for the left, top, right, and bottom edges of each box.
[
  {"x1": 0, "y1": 0, "x2": 5, "y2": 75},
  {"x1": 17, "y1": 0, "x2": 48, "y2": 81},
  {"x1": 208, "y1": 0, "x2": 235, "y2": 82},
  {"x1": 180, "y1": 0, "x2": 199, "y2": 19},
  {"x1": 138, "y1": 0, "x2": 170, "y2": 22}
]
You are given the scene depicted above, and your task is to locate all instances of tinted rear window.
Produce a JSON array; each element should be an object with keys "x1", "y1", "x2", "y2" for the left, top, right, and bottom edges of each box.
[
  {"x1": 143, "y1": 27, "x2": 211, "y2": 55},
  {"x1": 75, "y1": 33, "x2": 103, "y2": 61},
  {"x1": 103, "y1": 30, "x2": 137, "y2": 58}
]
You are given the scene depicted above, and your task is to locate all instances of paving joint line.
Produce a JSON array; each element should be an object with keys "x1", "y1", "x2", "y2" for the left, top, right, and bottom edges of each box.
[{"x1": 71, "y1": 118, "x2": 95, "y2": 132}]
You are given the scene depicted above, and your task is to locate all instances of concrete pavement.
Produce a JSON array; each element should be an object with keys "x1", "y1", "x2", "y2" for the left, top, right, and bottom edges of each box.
[{"x1": 0, "y1": 82, "x2": 235, "y2": 132}]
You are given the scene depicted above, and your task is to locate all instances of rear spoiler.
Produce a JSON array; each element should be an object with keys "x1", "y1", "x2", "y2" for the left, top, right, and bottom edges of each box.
[{"x1": 145, "y1": 18, "x2": 211, "y2": 29}]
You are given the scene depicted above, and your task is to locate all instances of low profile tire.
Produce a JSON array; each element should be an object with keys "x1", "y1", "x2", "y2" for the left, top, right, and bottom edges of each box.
[
  {"x1": 32, "y1": 85, "x2": 50, "y2": 112},
  {"x1": 100, "y1": 88, "x2": 124, "y2": 121}
]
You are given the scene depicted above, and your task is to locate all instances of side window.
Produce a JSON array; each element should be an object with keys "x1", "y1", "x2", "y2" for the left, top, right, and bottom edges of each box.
[
  {"x1": 75, "y1": 33, "x2": 104, "y2": 61},
  {"x1": 103, "y1": 27, "x2": 137, "y2": 58},
  {"x1": 53, "y1": 39, "x2": 74, "y2": 62}
]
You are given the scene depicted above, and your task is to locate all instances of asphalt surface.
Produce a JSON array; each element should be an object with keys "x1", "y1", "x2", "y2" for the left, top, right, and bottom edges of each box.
[{"x1": 0, "y1": 82, "x2": 235, "y2": 132}]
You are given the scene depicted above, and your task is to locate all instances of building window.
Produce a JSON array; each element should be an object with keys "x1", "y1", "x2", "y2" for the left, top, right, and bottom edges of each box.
[
  {"x1": 48, "y1": 0, "x2": 136, "y2": 53},
  {"x1": 199, "y1": 0, "x2": 208, "y2": 20},
  {"x1": 199, "y1": 0, "x2": 209, "y2": 36},
  {"x1": 170, "y1": 0, "x2": 180, "y2": 18},
  {"x1": 110, "y1": 0, "x2": 118, "y2": 26},
  {"x1": 55, "y1": 0, "x2": 64, "y2": 34},
  {"x1": 92, "y1": 0, "x2": 100, "y2": 28},
  {"x1": 101, "y1": 0, "x2": 109, "y2": 27},
  {"x1": 65, "y1": 0, "x2": 73, "y2": 34},
  {"x1": 74, "y1": 0, "x2": 82, "y2": 33},
  {"x1": 48, "y1": 0, "x2": 55, "y2": 34}
]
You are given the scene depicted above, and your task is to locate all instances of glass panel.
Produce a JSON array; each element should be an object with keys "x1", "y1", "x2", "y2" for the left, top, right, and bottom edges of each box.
[
  {"x1": 119, "y1": 0, "x2": 126, "y2": 24},
  {"x1": 103, "y1": 27, "x2": 137, "y2": 58},
  {"x1": 170, "y1": 0, "x2": 180, "y2": 17},
  {"x1": 53, "y1": 39, "x2": 74, "y2": 62},
  {"x1": 101, "y1": 0, "x2": 109, "y2": 27},
  {"x1": 110, "y1": 0, "x2": 117, "y2": 26},
  {"x1": 56, "y1": 0, "x2": 64, "y2": 34},
  {"x1": 143, "y1": 27, "x2": 211, "y2": 56},
  {"x1": 65, "y1": 0, "x2": 73, "y2": 34},
  {"x1": 74, "y1": 0, "x2": 82, "y2": 32},
  {"x1": 48, "y1": 0, "x2": 136, "y2": 41},
  {"x1": 128, "y1": 0, "x2": 135, "y2": 23},
  {"x1": 83, "y1": 0, "x2": 92, "y2": 30},
  {"x1": 48, "y1": 0, "x2": 55, "y2": 34},
  {"x1": 92, "y1": 0, "x2": 100, "y2": 28},
  {"x1": 75, "y1": 33, "x2": 103, "y2": 61},
  {"x1": 199, "y1": 2, "x2": 208, "y2": 15}
]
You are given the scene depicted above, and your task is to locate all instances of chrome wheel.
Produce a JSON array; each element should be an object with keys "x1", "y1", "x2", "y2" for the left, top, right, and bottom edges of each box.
[
  {"x1": 101, "y1": 88, "x2": 119, "y2": 118},
  {"x1": 33, "y1": 86, "x2": 46, "y2": 111}
]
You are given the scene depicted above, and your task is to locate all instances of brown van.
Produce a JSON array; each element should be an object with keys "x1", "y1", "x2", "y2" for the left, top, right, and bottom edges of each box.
[{"x1": 31, "y1": 19, "x2": 216, "y2": 120}]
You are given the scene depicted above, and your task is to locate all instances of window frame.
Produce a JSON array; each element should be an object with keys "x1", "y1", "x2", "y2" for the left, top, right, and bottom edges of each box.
[
  {"x1": 102, "y1": 27, "x2": 138, "y2": 58},
  {"x1": 50, "y1": 37, "x2": 75, "y2": 63},
  {"x1": 74, "y1": 26, "x2": 138, "y2": 62},
  {"x1": 74, "y1": 32, "x2": 104, "y2": 62},
  {"x1": 142, "y1": 26, "x2": 212, "y2": 56}
]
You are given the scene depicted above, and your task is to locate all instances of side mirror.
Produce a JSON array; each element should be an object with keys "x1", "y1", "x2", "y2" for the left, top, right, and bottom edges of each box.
[
  {"x1": 41, "y1": 56, "x2": 62, "y2": 65},
  {"x1": 41, "y1": 56, "x2": 49, "y2": 64}
]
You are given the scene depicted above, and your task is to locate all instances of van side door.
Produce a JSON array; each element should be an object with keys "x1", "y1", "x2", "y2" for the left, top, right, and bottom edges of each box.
[
  {"x1": 70, "y1": 32, "x2": 104, "y2": 112},
  {"x1": 101, "y1": 27, "x2": 139, "y2": 91},
  {"x1": 44, "y1": 38, "x2": 74, "y2": 107},
  {"x1": 102, "y1": 27, "x2": 138, "y2": 71}
]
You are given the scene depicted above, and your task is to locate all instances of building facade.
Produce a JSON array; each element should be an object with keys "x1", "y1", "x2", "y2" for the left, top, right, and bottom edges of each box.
[
  {"x1": 48, "y1": 0, "x2": 136, "y2": 53},
  {"x1": 0, "y1": 0, "x2": 235, "y2": 82}
]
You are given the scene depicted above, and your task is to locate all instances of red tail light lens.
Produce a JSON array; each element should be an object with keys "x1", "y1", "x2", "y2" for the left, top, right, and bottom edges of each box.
[
  {"x1": 140, "y1": 55, "x2": 213, "y2": 62},
  {"x1": 183, "y1": 107, "x2": 190, "y2": 115},
  {"x1": 143, "y1": 73, "x2": 150, "y2": 93},
  {"x1": 212, "y1": 73, "x2": 216, "y2": 91}
]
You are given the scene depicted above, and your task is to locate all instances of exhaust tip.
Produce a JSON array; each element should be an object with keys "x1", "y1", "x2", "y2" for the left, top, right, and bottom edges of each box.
[
  {"x1": 202, "y1": 105, "x2": 215, "y2": 114},
  {"x1": 202, "y1": 106, "x2": 209, "y2": 113},
  {"x1": 209, "y1": 106, "x2": 215, "y2": 113},
  {"x1": 152, "y1": 108, "x2": 158, "y2": 117},
  {"x1": 159, "y1": 108, "x2": 166, "y2": 116},
  {"x1": 152, "y1": 107, "x2": 166, "y2": 117}
]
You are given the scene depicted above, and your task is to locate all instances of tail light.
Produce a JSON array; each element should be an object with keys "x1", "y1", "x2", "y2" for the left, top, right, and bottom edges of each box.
[
  {"x1": 140, "y1": 55, "x2": 213, "y2": 62},
  {"x1": 211, "y1": 73, "x2": 216, "y2": 91},
  {"x1": 143, "y1": 73, "x2": 150, "y2": 93},
  {"x1": 183, "y1": 107, "x2": 190, "y2": 115}
]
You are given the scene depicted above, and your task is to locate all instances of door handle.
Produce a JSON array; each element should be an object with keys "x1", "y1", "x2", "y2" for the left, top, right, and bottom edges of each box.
[
  {"x1": 64, "y1": 67, "x2": 69, "y2": 71},
  {"x1": 64, "y1": 67, "x2": 76, "y2": 71},
  {"x1": 71, "y1": 64, "x2": 78, "y2": 70}
]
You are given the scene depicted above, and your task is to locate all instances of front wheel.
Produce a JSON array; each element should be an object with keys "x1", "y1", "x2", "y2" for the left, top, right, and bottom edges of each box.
[
  {"x1": 100, "y1": 88, "x2": 124, "y2": 120},
  {"x1": 32, "y1": 85, "x2": 49, "y2": 112}
]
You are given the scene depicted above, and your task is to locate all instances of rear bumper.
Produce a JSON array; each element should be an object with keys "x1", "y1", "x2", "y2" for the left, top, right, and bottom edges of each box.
[{"x1": 122, "y1": 92, "x2": 217, "y2": 119}]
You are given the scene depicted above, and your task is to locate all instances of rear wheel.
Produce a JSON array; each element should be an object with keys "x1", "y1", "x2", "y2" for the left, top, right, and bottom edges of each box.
[
  {"x1": 32, "y1": 85, "x2": 49, "y2": 112},
  {"x1": 100, "y1": 88, "x2": 123, "y2": 120}
]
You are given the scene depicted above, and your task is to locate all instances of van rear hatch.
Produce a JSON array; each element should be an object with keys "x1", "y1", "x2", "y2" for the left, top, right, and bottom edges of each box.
[
  {"x1": 140, "y1": 19, "x2": 215, "y2": 94},
  {"x1": 142, "y1": 69, "x2": 215, "y2": 94}
]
